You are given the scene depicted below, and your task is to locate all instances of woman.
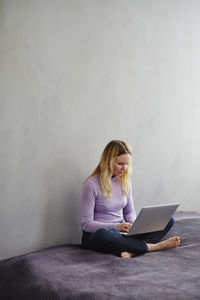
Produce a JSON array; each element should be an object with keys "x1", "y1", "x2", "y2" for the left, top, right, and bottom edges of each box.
[{"x1": 80, "y1": 140, "x2": 180, "y2": 258}]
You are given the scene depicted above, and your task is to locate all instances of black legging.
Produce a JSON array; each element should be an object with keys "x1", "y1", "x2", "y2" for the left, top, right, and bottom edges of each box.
[{"x1": 82, "y1": 217, "x2": 174, "y2": 255}]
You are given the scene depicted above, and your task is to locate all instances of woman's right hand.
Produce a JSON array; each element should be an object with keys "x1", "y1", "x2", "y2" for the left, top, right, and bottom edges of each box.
[{"x1": 117, "y1": 222, "x2": 132, "y2": 233}]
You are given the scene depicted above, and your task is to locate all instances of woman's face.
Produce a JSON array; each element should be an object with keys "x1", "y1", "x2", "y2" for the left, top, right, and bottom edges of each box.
[{"x1": 112, "y1": 153, "x2": 131, "y2": 177}]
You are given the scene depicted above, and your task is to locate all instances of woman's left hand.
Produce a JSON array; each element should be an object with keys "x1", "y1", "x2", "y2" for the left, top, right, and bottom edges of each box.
[{"x1": 117, "y1": 222, "x2": 132, "y2": 232}]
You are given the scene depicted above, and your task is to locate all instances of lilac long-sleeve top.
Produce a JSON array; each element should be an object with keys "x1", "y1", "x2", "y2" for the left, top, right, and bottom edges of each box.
[{"x1": 80, "y1": 175, "x2": 137, "y2": 233}]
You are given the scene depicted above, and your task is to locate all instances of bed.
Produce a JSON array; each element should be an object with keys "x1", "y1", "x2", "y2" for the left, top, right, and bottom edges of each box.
[{"x1": 0, "y1": 210, "x2": 200, "y2": 299}]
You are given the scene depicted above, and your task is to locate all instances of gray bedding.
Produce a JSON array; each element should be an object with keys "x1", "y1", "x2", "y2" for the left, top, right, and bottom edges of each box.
[{"x1": 0, "y1": 210, "x2": 200, "y2": 299}]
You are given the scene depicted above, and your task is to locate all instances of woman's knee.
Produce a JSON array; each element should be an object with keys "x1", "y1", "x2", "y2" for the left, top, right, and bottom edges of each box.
[
  {"x1": 93, "y1": 227, "x2": 115, "y2": 239},
  {"x1": 85, "y1": 228, "x2": 117, "y2": 252},
  {"x1": 167, "y1": 217, "x2": 174, "y2": 230},
  {"x1": 89, "y1": 228, "x2": 120, "y2": 245}
]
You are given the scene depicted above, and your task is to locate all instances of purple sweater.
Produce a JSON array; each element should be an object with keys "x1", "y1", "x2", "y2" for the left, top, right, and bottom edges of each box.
[{"x1": 80, "y1": 175, "x2": 137, "y2": 232}]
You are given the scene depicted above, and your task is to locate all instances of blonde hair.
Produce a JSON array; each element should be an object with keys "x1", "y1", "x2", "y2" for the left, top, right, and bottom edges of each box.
[{"x1": 86, "y1": 140, "x2": 132, "y2": 197}]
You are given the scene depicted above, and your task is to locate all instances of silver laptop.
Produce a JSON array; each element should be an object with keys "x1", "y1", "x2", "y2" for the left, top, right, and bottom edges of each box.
[{"x1": 125, "y1": 203, "x2": 179, "y2": 236}]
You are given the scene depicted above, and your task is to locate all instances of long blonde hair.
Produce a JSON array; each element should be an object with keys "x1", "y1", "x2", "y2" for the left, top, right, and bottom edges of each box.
[{"x1": 86, "y1": 140, "x2": 132, "y2": 197}]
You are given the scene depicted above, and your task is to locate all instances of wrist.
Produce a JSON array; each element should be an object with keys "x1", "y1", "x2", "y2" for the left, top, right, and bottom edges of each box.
[{"x1": 117, "y1": 224, "x2": 121, "y2": 231}]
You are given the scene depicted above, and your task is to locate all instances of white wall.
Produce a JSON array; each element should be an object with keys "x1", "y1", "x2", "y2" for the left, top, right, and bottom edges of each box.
[{"x1": 0, "y1": 0, "x2": 200, "y2": 260}]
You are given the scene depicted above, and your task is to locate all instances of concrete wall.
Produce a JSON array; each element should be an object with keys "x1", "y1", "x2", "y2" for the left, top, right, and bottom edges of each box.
[{"x1": 0, "y1": 0, "x2": 200, "y2": 260}]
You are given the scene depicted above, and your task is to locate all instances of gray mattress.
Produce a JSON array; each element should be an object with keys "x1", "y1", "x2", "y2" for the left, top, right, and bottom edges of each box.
[{"x1": 0, "y1": 210, "x2": 200, "y2": 299}]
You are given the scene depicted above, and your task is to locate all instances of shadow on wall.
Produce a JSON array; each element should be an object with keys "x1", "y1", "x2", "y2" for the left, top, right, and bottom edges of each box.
[{"x1": 40, "y1": 157, "x2": 83, "y2": 248}]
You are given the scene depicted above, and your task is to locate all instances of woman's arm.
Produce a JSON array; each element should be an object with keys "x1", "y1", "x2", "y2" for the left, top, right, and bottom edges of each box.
[
  {"x1": 123, "y1": 181, "x2": 137, "y2": 223},
  {"x1": 80, "y1": 181, "x2": 119, "y2": 232}
]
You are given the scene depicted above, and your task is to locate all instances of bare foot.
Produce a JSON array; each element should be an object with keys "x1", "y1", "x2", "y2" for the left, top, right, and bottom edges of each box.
[
  {"x1": 120, "y1": 251, "x2": 135, "y2": 258},
  {"x1": 147, "y1": 236, "x2": 180, "y2": 252}
]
